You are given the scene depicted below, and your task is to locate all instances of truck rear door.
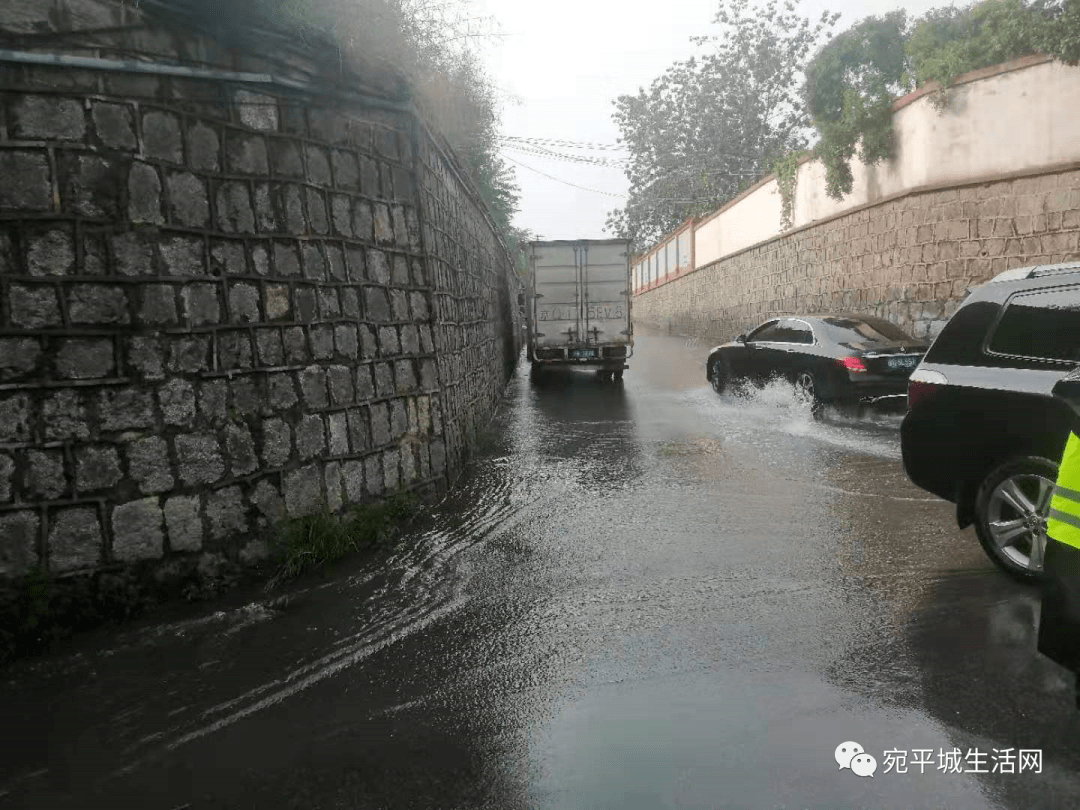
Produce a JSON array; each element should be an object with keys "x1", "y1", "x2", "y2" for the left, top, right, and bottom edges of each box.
[{"x1": 531, "y1": 241, "x2": 629, "y2": 351}]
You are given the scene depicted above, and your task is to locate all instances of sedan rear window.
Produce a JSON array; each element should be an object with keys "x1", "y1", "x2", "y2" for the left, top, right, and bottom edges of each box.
[
  {"x1": 988, "y1": 285, "x2": 1080, "y2": 362},
  {"x1": 821, "y1": 317, "x2": 912, "y2": 344}
]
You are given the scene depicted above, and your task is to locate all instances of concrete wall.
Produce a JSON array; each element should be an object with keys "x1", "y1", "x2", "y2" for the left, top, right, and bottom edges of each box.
[
  {"x1": 690, "y1": 56, "x2": 1080, "y2": 269},
  {"x1": 636, "y1": 55, "x2": 1080, "y2": 341},
  {"x1": 793, "y1": 56, "x2": 1078, "y2": 228},
  {"x1": 634, "y1": 169, "x2": 1080, "y2": 343},
  {"x1": 0, "y1": 0, "x2": 521, "y2": 582}
]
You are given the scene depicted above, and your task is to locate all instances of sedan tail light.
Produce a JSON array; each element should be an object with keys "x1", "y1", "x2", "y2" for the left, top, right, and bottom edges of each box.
[
  {"x1": 837, "y1": 356, "x2": 867, "y2": 373},
  {"x1": 907, "y1": 369, "x2": 949, "y2": 410}
]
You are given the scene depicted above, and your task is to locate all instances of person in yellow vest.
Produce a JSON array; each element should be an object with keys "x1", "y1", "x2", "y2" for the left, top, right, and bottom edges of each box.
[{"x1": 1038, "y1": 365, "x2": 1080, "y2": 707}]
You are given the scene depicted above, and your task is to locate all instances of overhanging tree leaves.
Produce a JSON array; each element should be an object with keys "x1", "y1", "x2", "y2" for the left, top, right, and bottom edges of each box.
[
  {"x1": 805, "y1": 0, "x2": 1080, "y2": 202},
  {"x1": 605, "y1": 0, "x2": 838, "y2": 250},
  {"x1": 906, "y1": 0, "x2": 1044, "y2": 107},
  {"x1": 803, "y1": 11, "x2": 910, "y2": 201},
  {"x1": 1034, "y1": 0, "x2": 1080, "y2": 63}
]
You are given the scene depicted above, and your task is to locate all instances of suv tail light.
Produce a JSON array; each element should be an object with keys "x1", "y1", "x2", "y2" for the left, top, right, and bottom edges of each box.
[
  {"x1": 837, "y1": 356, "x2": 867, "y2": 373},
  {"x1": 907, "y1": 369, "x2": 949, "y2": 409}
]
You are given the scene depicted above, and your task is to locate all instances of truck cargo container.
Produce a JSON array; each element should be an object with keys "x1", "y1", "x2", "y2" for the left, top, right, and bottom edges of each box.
[{"x1": 527, "y1": 239, "x2": 634, "y2": 381}]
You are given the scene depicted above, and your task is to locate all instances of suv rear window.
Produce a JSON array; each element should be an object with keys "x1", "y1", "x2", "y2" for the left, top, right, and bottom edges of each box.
[{"x1": 988, "y1": 285, "x2": 1080, "y2": 362}]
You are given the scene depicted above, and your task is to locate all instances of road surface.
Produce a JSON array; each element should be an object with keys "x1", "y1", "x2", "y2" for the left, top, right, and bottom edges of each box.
[{"x1": 3, "y1": 326, "x2": 1080, "y2": 809}]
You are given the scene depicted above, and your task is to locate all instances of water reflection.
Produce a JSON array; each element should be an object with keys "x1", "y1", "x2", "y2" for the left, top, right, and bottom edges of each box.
[{"x1": 906, "y1": 570, "x2": 1080, "y2": 808}]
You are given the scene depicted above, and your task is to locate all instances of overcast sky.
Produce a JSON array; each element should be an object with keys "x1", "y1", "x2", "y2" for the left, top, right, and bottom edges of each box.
[{"x1": 470, "y1": 0, "x2": 958, "y2": 240}]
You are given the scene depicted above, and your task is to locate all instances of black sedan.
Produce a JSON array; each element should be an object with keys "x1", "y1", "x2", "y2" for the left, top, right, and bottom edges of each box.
[{"x1": 705, "y1": 315, "x2": 929, "y2": 415}]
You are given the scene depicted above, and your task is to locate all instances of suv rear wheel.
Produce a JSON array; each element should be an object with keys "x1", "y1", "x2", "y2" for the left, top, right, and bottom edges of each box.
[{"x1": 973, "y1": 455, "x2": 1057, "y2": 583}]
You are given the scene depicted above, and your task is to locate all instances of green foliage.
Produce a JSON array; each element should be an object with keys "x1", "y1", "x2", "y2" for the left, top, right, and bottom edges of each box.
[
  {"x1": 506, "y1": 226, "x2": 534, "y2": 277},
  {"x1": 906, "y1": 0, "x2": 1044, "y2": 109},
  {"x1": 0, "y1": 567, "x2": 165, "y2": 665},
  {"x1": 269, "y1": 494, "x2": 421, "y2": 585},
  {"x1": 805, "y1": 0, "x2": 1080, "y2": 201},
  {"x1": 771, "y1": 150, "x2": 806, "y2": 230},
  {"x1": 606, "y1": 0, "x2": 839, "y2": 250},
  {"x1": 0, "y1": 568, "x2": 50, "y2": 662},
  {"x1": 1033, "y1": 0, "x2": 1080, "y2": 64},
  {"x1": 803, "y1": 11, "x2": 910, "y2": 201}
]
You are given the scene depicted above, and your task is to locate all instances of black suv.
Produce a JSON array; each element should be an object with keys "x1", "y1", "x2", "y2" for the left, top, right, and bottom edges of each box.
[{"x1": 901, "y1": 261, "x2": 1080, "y2": 582}]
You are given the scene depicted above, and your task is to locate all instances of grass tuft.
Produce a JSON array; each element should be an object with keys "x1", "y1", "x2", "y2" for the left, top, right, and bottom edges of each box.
[{"x1": 268, "y1": 493, "x2": 422, "y2": 586}]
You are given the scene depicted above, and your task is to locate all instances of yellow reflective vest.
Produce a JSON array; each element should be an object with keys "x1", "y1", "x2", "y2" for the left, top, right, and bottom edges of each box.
[
  {"x1": 1049, "y1": 433, "x2": 1080, "y2": 551},
  {"x1": 1039, "y1": 430, "x2": 1080, "y2": 686}
]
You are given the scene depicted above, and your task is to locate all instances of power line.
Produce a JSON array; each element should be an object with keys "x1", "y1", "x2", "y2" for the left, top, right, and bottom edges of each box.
[
  {"x1": 502, "y1": 155, "x2": 719, "y2": 209},
  {"x1": 502, "y1": 140, "x2": 629, "y2": 164},
  {"x1": 500, "y1": 142, "x2": 769, "y2": 175},
  {"x1": 502, "y1": 154, "x2": 628, "y2": 197},
  {"x1": 500, "y1": 143, "x2": 629, "y2": 169},
  {"x1": 497, "y1": 135, "x2": 630, "y2": 152},
  {"x1": 497, "y1": 135, "x2": 775, "y2": 165}
]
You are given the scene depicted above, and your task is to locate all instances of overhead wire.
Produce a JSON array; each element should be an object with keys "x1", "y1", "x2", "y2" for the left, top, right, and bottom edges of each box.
[
  {"x1": 500, "y1": 143, "x2": 629, "y2": 169},
  {"x1": 497, "y1": 135, "x2": 630, "y2": 152},
  {"x1": 497, "y1": 135, "x2": 776, "y2": 166},
  {"x1": 500, "y1": 154, "x2": 627, "y2": 197},
  {"x1": 498, "y1": 134, "x2": 776, "y2": 221},
  {"x1": 498, "y1": 146, "x2": 767, "y2": 180},
  {"x1": 501, "y1": 154, "x2": 736, "y2": 209}
]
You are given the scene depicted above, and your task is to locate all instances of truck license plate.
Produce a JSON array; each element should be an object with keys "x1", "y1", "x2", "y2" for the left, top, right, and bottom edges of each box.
[
  {"x1": 571, "y1": 349, "x2": 595, "y2": 359},
  {"x1": 887, "y1": 356, "x2": 918, "y2": 369}
]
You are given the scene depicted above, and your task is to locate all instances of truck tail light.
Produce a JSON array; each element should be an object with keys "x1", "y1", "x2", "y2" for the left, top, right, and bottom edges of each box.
[
  {"x1": 837, "y1": 356, "x2": 867, "y2": 373},
  {"x1": 907, "y1": 369, "x2": 949, "y2": 410}
]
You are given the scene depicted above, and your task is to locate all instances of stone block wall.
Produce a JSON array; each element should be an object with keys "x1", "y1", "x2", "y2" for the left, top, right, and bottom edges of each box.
[
  {"x1": 416, "y1": 130, "x2": 519, "y2": 477},
  {"x1": 0, "y1": 0, "x2": 521, "y2": 581},
  {"x1": 633, "y1": 169, "x2": 1080, "y2": 343}
]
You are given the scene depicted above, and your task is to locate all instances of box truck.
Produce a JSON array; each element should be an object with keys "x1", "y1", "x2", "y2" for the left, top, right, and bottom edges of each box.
[{"x1": 526, "y1": 239, "x2": 634, "y2": 381}]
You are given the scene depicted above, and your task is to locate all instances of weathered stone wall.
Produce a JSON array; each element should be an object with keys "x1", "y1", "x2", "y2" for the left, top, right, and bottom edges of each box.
[
  {"x1": 633, "y1": 168, "x2": 1080, "y2": 343},
  {"x1": 0, "y1": 0, "x2": 521, "y2": 582},
  {"x1": 415, "y1": 127, "x2": 520, "y2": 479}
]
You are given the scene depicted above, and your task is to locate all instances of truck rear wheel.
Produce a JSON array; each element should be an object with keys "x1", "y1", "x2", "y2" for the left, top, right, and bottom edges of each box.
[{"x1": 614, "y1": 370, "x2": 624, "y2": 382}]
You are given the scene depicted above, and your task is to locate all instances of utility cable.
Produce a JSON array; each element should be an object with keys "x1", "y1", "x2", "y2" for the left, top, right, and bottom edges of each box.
[
  {"x1": 497, "y1": 135, "x2": 630, "y2": 151},
  {"x1": 501, "y1": 154, "x2": 628, "y2": 197}
]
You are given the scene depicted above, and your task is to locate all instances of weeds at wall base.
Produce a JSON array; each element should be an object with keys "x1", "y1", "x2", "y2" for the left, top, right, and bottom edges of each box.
[
  {"x1": 0, "y1": 558, "x2": 252, "y2": 667},
  {"x1": 267, "y1": 493, "x2": 423, "y2": 588},
  {"x1": 0, "y1": 494, "x2": 424, "y2": 667}
]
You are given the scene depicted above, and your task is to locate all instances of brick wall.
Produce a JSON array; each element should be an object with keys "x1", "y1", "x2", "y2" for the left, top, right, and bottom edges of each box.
[
  {"x1": 633, "y1": 169, "x2": 1080, "y2": 343},
  {"x1": 0, "y1": 0, "x2": 522, "y2": 581}
]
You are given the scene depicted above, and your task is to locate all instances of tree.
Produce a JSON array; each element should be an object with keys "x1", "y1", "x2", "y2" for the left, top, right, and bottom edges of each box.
[
  {"x1": 507, "y1": 226, "x2": 534, "y2": 277},
  {"x1": 1033, "y1": 0, "x2": 1080, "y2": 64},
  {"x1": 906, "y1": 0, "x2": 1044, "y2": 105},
  {"x1": 605, "y1": 0, "x2": 839, "y2": 250},
  {"x1": 805, "y1": 0, "x2": 1080, "y2": 201},
  {"x1": 803, "y1": 11, "x2": 910, "y2": 201}
]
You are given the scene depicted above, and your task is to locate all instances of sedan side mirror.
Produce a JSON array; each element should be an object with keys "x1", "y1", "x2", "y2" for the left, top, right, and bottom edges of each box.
[{"x1": 735, "y1": 334, "x2": 746, "y2": 343}]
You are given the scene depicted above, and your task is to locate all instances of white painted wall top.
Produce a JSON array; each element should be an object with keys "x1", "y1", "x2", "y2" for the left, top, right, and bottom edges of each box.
[{"x1": 683, "y1": 56, "x2": 1080, "y2": 272}]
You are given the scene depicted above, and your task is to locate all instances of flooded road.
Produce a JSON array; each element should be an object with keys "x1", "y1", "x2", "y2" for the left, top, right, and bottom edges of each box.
[{"x1": 4, "y1": 327, "x2": 1080, "y2": 809}]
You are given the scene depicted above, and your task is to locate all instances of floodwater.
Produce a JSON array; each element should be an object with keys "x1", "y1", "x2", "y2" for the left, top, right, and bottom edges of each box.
[{"x1": 3, "y1": 325, "x2": 1080, "y2": 809}]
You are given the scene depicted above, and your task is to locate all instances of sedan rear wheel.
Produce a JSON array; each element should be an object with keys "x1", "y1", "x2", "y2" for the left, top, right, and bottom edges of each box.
[
  {"x1": 974, "y1": 456, "x2": 1057, "y2": 583},
  {"x1": 793, "y1": 371, "x2": 824, "y2": 419}
]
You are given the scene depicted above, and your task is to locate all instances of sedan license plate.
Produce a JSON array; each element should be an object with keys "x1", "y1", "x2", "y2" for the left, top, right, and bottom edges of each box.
[
  {"x1": 570, "y1": 349, "x2": 595, "y2": 359},
  {"x1": 887, "y1": 355, "x2": 919, "y2": 369}
]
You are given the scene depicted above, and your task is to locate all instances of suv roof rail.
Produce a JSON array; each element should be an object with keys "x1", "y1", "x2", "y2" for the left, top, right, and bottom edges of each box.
[{"x1": 988, "y1": 261, "x2": 1080, "y2": 283}]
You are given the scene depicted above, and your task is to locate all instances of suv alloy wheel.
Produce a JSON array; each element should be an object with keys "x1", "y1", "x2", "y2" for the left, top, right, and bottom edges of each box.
[{"x1": 973, "y1": 456, "x2": 1058, "y2": 582}]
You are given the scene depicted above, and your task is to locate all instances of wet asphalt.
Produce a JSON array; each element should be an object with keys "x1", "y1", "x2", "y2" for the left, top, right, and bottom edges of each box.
[{"x1": 3, "y1": 326, "x2": 1080, "y2": 810}]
